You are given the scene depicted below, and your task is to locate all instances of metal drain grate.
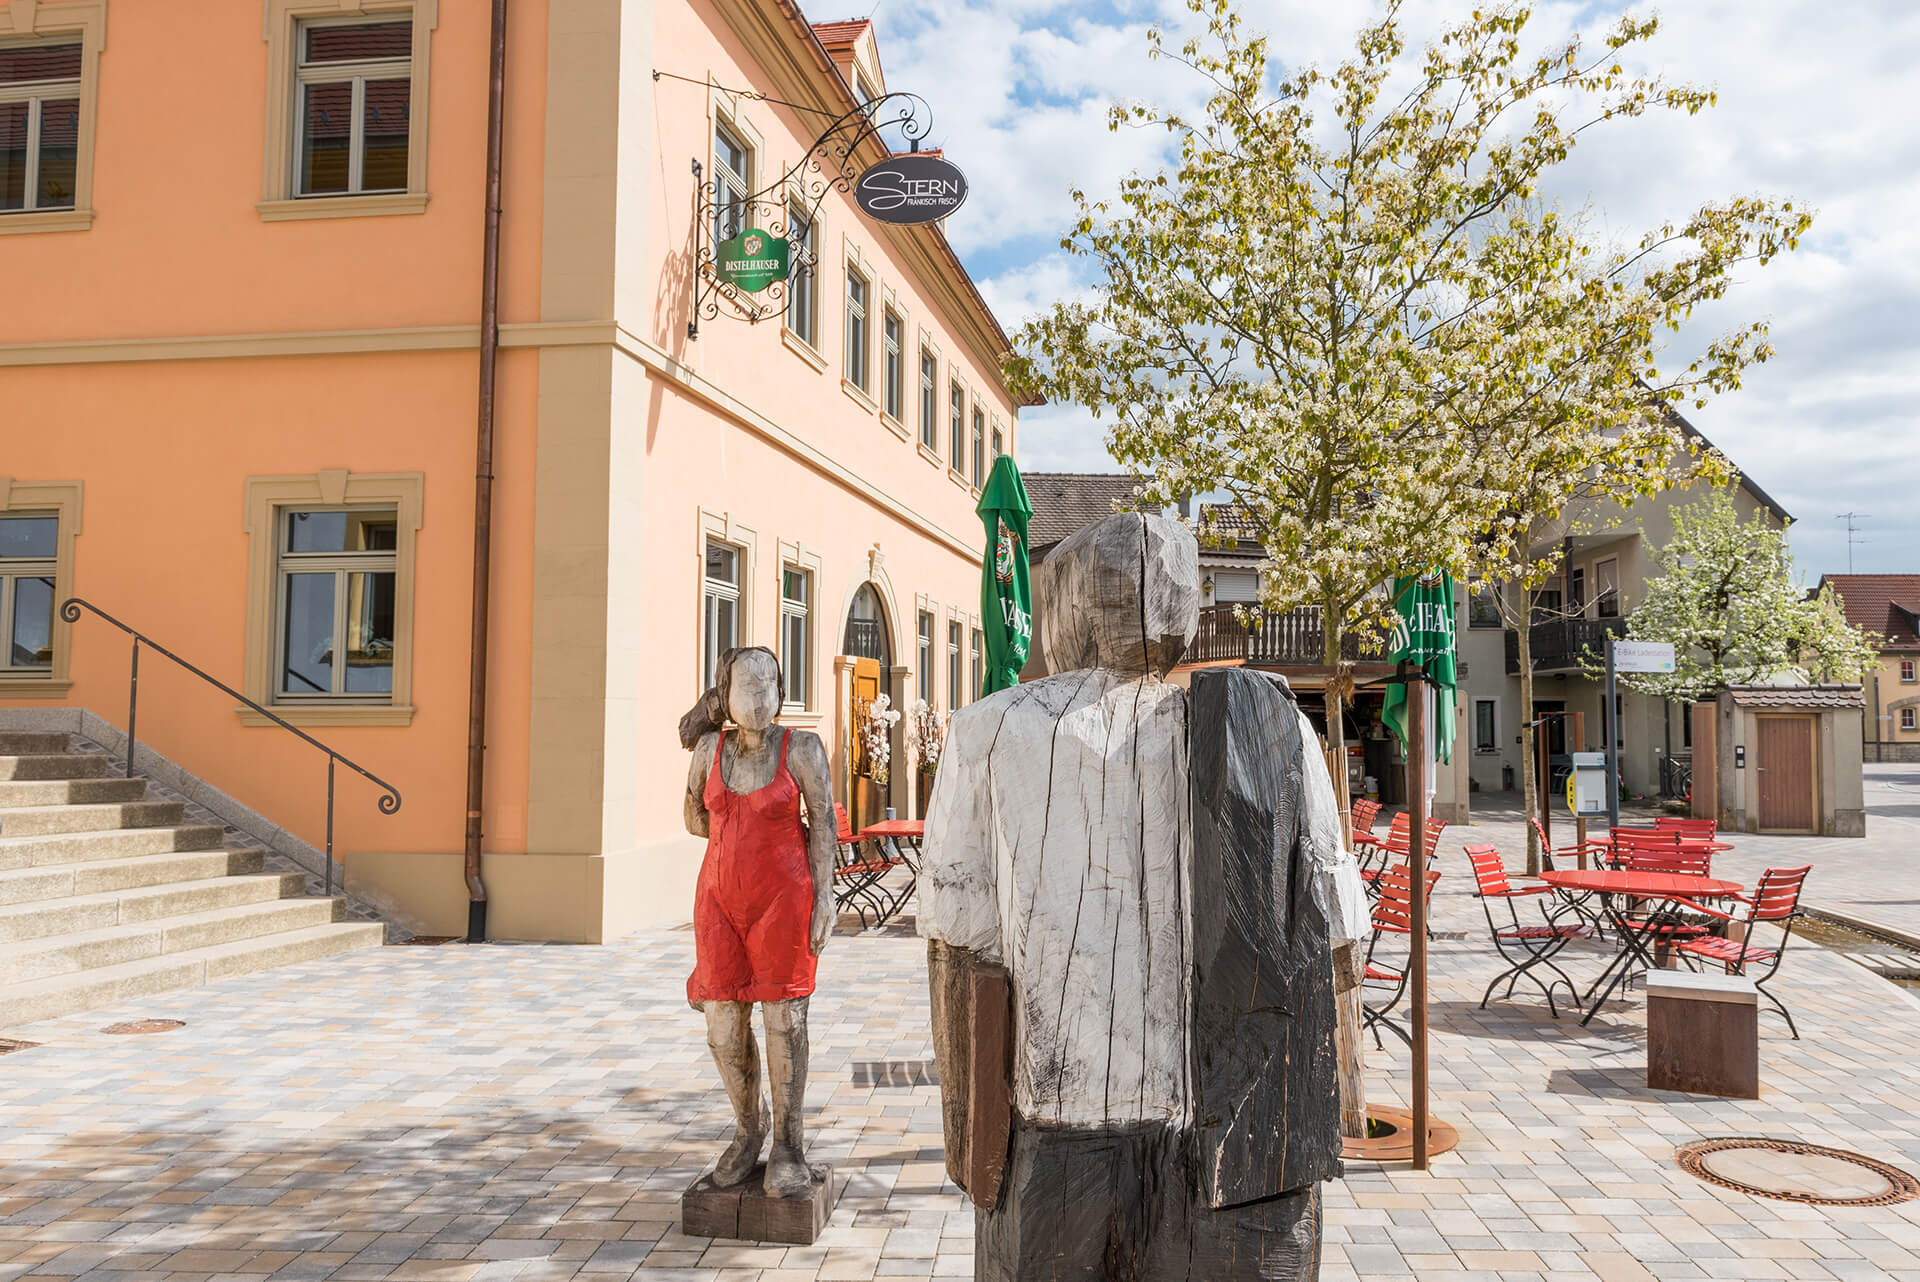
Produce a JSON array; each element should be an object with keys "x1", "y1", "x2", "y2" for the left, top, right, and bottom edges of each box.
[
  {"x1": 100, "y1": 1019, "x2": 185, "y2": 1036},
  {"x1": 1676, "y1": 1138, "x2": 1920, "y2": 1206},
  {"x1": 399, "y1": 935, "x2": 459, "y2": 945},
  {"x1": 851, "y1": 1059, "x2": 939, "y2": 1087},
  {"x1": 0, "y1": 1038, "x2": 37, "y2": 1055}
]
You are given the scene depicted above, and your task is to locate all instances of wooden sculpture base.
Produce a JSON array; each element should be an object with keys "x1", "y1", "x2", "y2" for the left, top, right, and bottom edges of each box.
[{"x1": 682, "y1": 1163, "x2": 835, "y2": 1244}]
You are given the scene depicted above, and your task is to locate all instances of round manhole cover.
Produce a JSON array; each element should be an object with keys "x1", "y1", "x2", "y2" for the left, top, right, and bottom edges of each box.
[
  {"x1": 100, "y1": 1019, "x2": 185, "y2": 1035},
  {"x1": 1677, "y1": 1138, "x2": 1919, "y2": 1206}
]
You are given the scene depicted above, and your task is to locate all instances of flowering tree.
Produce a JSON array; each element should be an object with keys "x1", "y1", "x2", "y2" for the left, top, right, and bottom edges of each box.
[
  {"x1": 1009, "y1": 0, "x2": 1811, "y2": 1131},
  {"x1": 1009, "y1": 1, "x2": 1809, "y2": 830},
  {"x1": 1620, "y1": 490, "x2": 1878, "y2": 700}
]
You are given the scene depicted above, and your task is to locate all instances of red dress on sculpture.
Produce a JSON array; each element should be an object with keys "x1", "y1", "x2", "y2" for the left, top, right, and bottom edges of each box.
[{"x1": 688, "y1": 728, "x2": 820, "y2": 1005}]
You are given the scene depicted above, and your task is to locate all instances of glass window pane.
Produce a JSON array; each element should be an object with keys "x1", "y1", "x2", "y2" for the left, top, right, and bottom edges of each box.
[
  {"x1": 343, "y1": 571, "x2": 395, "y2": 694},
  {"x1": 0, "y1": 101, "x2": 26, "y2": 211},
  {"x1": 8, "y1": 576, "x2": 53, "y2": 668},
  {"x1": 304, "y1": 21, "x2": 411, "y2": 62},
  {"x1": 0, "y1": 516, "x2": 58, "y2": 558},
  {"x1": 783, "y1": 569, "x2": 807, "y2": 605},
  {"x1": 299, "y1": 80, "x2": 352, "y2": 196},
  {"x1": 280, "y1": 572, "x2": 337, "y2": 695},
  {"x1": 712, "y1": 593, "x2": 736, "y2": 653},
  {"x1": 32, "y1": 96, "x2": 76, "y2": 209},
  {"x1": 705, "y1": 540, "x2": 737, "y2": 585},
  {"x1": 0, "y1": 43, "x2": 80, "y2": 84},
  {"x1": 783, "y1": 613, "x2": 806, "y2": 704},
  {"x1": 360, "y1": 78, "x2": 410, "y2": 191},
  {"x1": 285, "y1": 510, "x2": 396, "y2": 553}
]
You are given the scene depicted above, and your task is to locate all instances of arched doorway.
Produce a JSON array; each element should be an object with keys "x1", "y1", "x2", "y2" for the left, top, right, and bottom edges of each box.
[{"x1": 841, "y1": 583, "x2": 895, "y2": 827}]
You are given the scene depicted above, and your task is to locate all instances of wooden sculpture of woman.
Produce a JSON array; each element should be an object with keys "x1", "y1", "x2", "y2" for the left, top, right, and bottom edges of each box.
[{"x1": 680, "y1": 646, "x2": 836, "y2": 1201}]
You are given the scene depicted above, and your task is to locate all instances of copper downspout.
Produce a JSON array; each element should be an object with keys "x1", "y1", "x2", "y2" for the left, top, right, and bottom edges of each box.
[{"x1": 464, "y1": 0, "x2": 508, "y2": 942}]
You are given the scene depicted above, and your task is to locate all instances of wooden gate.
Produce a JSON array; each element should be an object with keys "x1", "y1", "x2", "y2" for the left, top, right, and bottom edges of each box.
[
  {"x1": 847, "y1": 657, "x2": 883, "y2": 829},
  {"x1": 1756, "y1": 714, "x2": 1816, "y2": 833}
]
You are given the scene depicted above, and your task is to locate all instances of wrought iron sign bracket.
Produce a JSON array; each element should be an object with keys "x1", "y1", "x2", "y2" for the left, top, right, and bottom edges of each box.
[{"x1": 654, "y1": 70, "x2": 933, "y2": 339}]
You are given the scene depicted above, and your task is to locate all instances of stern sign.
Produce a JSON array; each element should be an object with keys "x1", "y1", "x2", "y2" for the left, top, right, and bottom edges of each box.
[{"x1": 855, "y1": 154, "x2": 969, "y2": 225}]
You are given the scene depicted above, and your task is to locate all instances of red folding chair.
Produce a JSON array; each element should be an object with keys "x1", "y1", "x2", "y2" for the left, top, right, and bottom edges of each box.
[
  {"x1": 1361, "y1": 863, "x2": 1442, "y2": 1049},
  {"x1": 1527, "y1": 816, "x2": 1607, "y2": 938},
  {"x1": 1350, "y1": 797, "x2": 1381, "y2": 839},
  {"x1": 1655, "y1": 816, "x2": 1718, "y2": 840},
  {"x1": 1466, "y1": 845, "x2": 1591, "y2": 1019},
  {"x1": 830, "y1": 804, "x2": 906, "y2": 927},
  {"x1": 1671, "y1": 865, "x2": 1815, "y2": 1039}
]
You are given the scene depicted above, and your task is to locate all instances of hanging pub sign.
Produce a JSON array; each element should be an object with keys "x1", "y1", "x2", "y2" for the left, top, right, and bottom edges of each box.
[
  {"x1": 714, "y1": 228, "x2": 791, "y2": 294},
  {"x1": 854, "y1": 153, "x2": 969, "y2": 225}
]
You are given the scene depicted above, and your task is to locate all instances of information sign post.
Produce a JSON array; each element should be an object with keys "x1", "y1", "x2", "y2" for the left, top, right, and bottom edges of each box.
[{"x1": 1602, "y1": 640, "x2": 1677, "y2": 835}]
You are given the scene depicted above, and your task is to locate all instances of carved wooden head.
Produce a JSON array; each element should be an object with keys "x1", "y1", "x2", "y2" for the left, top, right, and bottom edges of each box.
[
  {"x1": 1033, "y1": 512, "x2": 1198, "y2": 677},
  {"x1": 718, "y1": 646, "x2": 783, "y2": 731}
]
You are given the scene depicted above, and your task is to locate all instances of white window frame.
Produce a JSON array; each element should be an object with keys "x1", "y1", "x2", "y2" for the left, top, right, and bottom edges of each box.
[
  {"x1": 882, "y1": 306, "x2": 904, "y2": 422},
  {"x1": 0, "y1": 513, "x2": 58, "y2": 676},
  {"x1": 703, "y1": 536, "x2": 744, "y2": 691},
  {"x1": 919, "y1": 347, "x2": 939, "y2": 452},
  {"x1": 1472, "y1": 696, "x2": 1499, "y2": 755},
  {"x1": 971, "y1": 406, "x2": 986, "y2": 487},
  {"x1": 844, "y1": 264, "x2": 870, "y2": 392},
  {"x1": 1903, "y1": 707, "x2": 1917, "y2": 732},
  {"x1": 991, "y1": 422, "x2": 1005, "y2": 462},
  {"x1": 970, "y1": 627, "x2": 984, "y2": 700},
  {"x1": 1595, "y1": 556, "x2": 1620, "y2": 618},
  {"x1": 290, "y1": 15, "x2": 415, "y2": 199},
  {"x1": 785, "y1": 202, "x2": 818, "y2": 348},
  {"x1": 779, "y1": 562, "x2": 813, "y2": 711},
  {"x1": 949, "y1": 381, "x2": 966, "y2": 475},
  {"x1": 1467, "y1": 577, "x2": 1502, "y2": 628},
  {"x1": 947, "y1": 618, "x2": 963, "y2": 709},
  {"x1": 917, "y1": 609, "x2": 935, "y2": 704},
  {"x1": 272, "y1": 506, "x2": 401, "y2": 704},
  {"x1": 1902, "y1": 659, "x2": 1915, "y2": 683},
  {"x1": 0, "y1": 41, "x2": 81, "y2": 215}
]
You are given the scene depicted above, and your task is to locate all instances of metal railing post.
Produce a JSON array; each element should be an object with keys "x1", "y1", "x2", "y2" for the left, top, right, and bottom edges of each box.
[
  {"x1": 325, "y1": 757, "x2": 336, "y2": 898},
  {"x1": 126, "y1": 637, "x2": 139, "y2": 778}
]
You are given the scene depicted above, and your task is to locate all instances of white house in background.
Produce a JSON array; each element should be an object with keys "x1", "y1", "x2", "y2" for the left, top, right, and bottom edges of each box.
[{"x1": 1456, "y1": 413, "x2": 1791, "y2": 807}]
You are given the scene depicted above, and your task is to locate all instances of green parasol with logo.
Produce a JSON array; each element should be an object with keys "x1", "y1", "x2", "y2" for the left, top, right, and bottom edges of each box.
[
  {"x1": 975, "y1": 455, "x2": 1033, "y2": 695},
  {"x1": 1381, "y1": 572, "x2": 1458, "y2": 763}
]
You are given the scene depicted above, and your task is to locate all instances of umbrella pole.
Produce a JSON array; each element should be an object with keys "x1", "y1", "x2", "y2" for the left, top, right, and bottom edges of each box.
[{"x1": 1408, "y1": 667, "x2": 1429, "y2": 1171}]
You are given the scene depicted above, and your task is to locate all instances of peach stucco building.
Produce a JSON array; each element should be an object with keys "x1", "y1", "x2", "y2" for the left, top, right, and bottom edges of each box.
[{"x1": 1, "y1": 0, "x2": 1024, "y2": 941}]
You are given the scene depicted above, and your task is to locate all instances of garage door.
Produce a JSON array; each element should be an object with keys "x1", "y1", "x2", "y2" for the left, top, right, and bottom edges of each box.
[{"x1": 1212, "y1": 569, "x2": 1259, "y2": 602}]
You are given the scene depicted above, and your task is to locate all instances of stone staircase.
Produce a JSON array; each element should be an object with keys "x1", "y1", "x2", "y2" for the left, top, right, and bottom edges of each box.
[{"x1": 0, "y1": 731, "x2": 385, "y2": 1028}]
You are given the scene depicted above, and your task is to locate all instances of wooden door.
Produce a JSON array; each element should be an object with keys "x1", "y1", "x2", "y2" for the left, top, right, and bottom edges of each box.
[
  {"x1": 1756, "y1": 715, "x2": 1816, "y2": 833},
  {"x1": 848, "y1": 657, "x2": 883, "y2": 827}
]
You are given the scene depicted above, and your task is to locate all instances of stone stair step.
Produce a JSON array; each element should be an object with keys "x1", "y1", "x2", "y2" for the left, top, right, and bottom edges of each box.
[
  {"x1": 0, "y1": 921, "x2": 386, "y2": 1029},
  {"x1": 0, "y1": 800, "x2": 185, "y2": 838},
  {"x1": 0, "y1": 754, "x2": 112, "y2": 782},
  {"x1": 0, "y1": 847, "x2": 266, "y2": 906},
  {"x1": 0, "y1": 733, "x2": 72, "y2": 755},
  {"x1": 0, "y1": 873, "x2": 307, "y2": 944},
  {"x1": 0, "y1": 778, "x2": 150, "y2": 809},
  {"x1": 0, "y1": 897, "x2": 348, "y2": 984},
  {"x1": 0, "y1": 824, "x2": 226, "y2": 873}
]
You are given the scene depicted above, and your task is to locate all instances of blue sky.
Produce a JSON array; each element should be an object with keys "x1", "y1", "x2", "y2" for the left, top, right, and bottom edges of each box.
[{"x1": 864, "y1": 0, "x2": 1920, "y2": 580}]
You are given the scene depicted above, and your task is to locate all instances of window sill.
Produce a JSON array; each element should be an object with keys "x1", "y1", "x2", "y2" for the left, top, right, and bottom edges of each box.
[
  {"x1": 948, "y1": 467, "x2": 971, "y2": 493},
  {"x1": 0, "y1": 209, "x2": 93, "y2": 236},
  {"x1": 842, "y1": 378, "x2": 877, "y2": 414},
  {"x1": 783, "y1": 327, "x2": 828, "y2": 373},
  {"x1": 237, "y1": 704, "x2": 416, "y2": 727},
  {"x1": 256, "y1": 193, "x2": 430, "y2": 222},
  {"x1": 780, "y1": 710, "x2": 824, "y2": 729},
  {"x1": 880, "y1": 411, "x2": 910, "y2": 441},
  {"x1": 917, "y1": 441, "x2": 943, "y2": 468},
  {"x1": 0, "y1": 677, "x2": 73, "y2": 698}
]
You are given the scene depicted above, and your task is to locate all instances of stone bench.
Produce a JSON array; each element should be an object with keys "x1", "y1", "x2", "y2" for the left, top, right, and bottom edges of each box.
[{"x1": 1646, "y1": 969, "x2": 1758, "y2": 1099}]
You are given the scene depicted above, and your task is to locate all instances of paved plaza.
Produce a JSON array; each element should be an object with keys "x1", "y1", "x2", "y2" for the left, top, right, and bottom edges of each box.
[{"x1": 4, "y1": 800, "x2": 1920, "y2": 1282}]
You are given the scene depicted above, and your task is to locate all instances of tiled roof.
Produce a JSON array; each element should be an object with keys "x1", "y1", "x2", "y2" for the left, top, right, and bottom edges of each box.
[
  {"x1": 1728, "y1": 684, "x2": 1865, "y2": 709},
  {"x1": 810, "y1": 19, "x2": 871, "y2": 46},
  {"x1": 1023, "y1": 472, "x2": 1149, "y2": 551},
  {"x1": 1197, "y1": 502, "x2": 1262, "y2": 543},
  {"x1": 1817, "y1": 574, "x2": 1920, "y2": 649}
]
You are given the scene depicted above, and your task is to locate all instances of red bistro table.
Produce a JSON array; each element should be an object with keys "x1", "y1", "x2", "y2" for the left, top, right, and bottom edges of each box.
[
  {"x1": 854, "y1": 819, "x2": 925, "y2": 922},
  {"x1": 1540, "y1": 870, "x2": 1745, "y2": 1025}
]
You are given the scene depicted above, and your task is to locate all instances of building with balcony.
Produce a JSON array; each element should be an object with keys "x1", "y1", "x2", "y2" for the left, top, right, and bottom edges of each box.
[
  {"x1": 1, "y1": 0, "x2": 1027, "y2": 943},
  {"x1": 1457, "y1": 430, "x2": 1791, "y2": 805},
  {"x1": 1816, "y1": 574, "x2": 1920, "y2": 762}
]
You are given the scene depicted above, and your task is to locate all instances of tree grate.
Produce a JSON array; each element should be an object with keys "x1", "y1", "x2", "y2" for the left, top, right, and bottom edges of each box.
[
  {"x1": 100, "y1": 1019, "x2": 185, "y2": 1035},
  {"x1": 1676, "y1": 1137, "x2": 1919, "y2": 1206},
  {"x1": 851, "y1": 1059, "x2": 939, "y2": 1087}
]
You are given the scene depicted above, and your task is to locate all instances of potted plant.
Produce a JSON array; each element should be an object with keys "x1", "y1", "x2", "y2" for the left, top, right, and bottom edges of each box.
[{"x1": 908, "y1": 699, "x2": 946, "y2": 814}]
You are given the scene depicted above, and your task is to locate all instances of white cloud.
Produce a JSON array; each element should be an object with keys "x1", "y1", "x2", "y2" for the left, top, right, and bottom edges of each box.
[{"x1": 873, "y1": 0, "x2": 1920, "y2": 574}]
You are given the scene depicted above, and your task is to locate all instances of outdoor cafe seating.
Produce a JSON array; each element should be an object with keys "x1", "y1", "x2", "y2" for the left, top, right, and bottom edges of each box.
[
  {"x1": 1465, "y1": 844, "x2": 1591, "y2": 1019},
  {"x1": 1663, "y1": 864, "x2": 1815, "y2": 1039},
  {"x1": 1361, "y1": 862, "x2": 1442, "y2": 1049}
]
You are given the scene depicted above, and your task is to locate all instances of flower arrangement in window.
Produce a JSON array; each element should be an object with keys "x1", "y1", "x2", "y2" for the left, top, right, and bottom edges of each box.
[
  {"x1": 853, "y1": 692, "x2": 902, "y2": 786},
  {"x1": 908, "y1": 698, "x2": 947, "y2": 777}
]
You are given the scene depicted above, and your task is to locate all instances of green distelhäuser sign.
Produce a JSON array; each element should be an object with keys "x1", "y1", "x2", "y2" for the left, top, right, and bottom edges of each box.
[{"x1": 715, "y1": 228, "x2": 791, "y2": 294}]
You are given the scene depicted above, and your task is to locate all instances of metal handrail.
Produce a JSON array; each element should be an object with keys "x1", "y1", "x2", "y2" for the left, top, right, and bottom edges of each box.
[{"x1": 58, "y1": 597, "x2": 401, "y2": 896}]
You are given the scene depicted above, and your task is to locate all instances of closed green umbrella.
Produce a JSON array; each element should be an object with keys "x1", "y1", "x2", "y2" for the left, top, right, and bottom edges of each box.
[
  {"x1": 1381, "y1": 572, "x2": 1458, "y2": 763},
  {"x1": 976, "y1": 455, "x2": 1033, "y2": 695}
]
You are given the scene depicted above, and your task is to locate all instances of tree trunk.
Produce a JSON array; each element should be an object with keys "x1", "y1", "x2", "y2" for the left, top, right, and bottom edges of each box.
[
  {"x1": 1517, "y1": 613, "x2": 1540, "y2": 876},
  {"x1": 1321, "y1": 604, "x2": 1368, "y2": 1141}
]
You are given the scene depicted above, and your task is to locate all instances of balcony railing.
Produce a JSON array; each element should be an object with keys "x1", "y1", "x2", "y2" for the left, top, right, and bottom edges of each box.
[
  {"x1": 1503, "y1": 616, "x2": 1628, "y2": 675},
  {"x1": 1187, "y1": 604, "x2": 1377, "y2": 667}
]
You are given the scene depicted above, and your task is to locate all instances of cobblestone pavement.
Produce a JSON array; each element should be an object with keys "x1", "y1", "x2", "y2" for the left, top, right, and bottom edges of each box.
[{"x1": 4, "y1": 822, "x2": 1920, "y2": 1281}]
